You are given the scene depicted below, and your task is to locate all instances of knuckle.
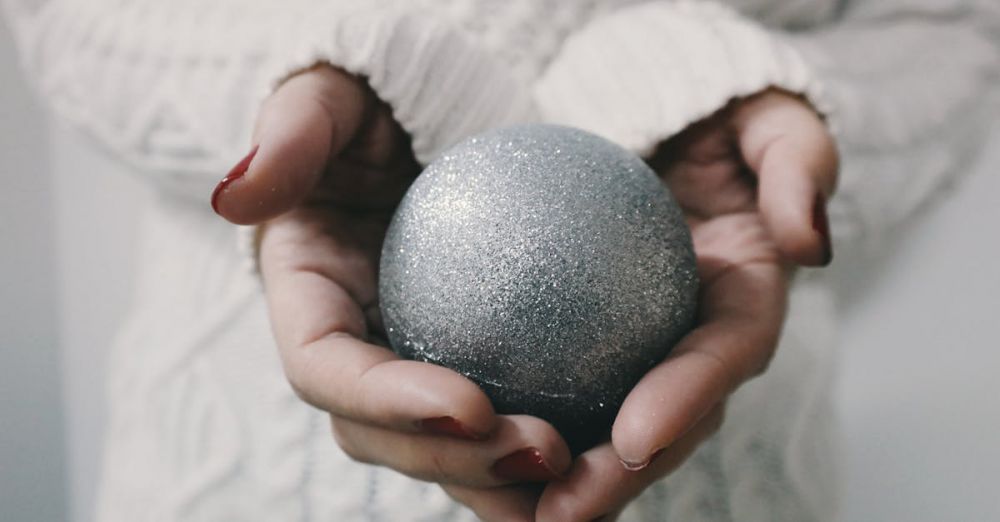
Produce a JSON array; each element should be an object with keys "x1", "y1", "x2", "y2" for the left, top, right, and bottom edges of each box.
[
  {"x1": 369, "y1": 436, "x2": 462, "y2": 484},
  {"x1": 693, "y1": 349, "x2": 743, "y2": 394},
  {"x1": 402, "y1": 441, "x2": 464, "y2": 484},
  {"x1": 329, "y1": 420, "x2": 374, "y2": 465},
  {"x1": 707, "y1": 409, "x2": 726, "y2": 435},
  {"x1": 284, "y1": 365, "x2": 313, "y2": 404},
  {"x1": 425, "y1": 451, "x2": 455, "y2": 483},
  {"x1": 283, "y1": 353, "x2": 321, "y2": 406},
  {"x1": 750, "y1": 351, "x2": 774, "y2": 379},
  {"x1": 747, "y1": 332, "x2": 781, "y2": 379},
  {"x1": 539, "y1": 492, "x2": 586, "y2": 522}
]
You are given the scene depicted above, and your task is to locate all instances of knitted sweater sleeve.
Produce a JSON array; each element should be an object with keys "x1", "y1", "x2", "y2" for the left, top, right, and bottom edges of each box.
[
  {"x1": 534, "y1": 0, "x2": 1000, "y2": 250},
  {"x1": 1, "y1": 0, "x2": 535, "y2": 197}
]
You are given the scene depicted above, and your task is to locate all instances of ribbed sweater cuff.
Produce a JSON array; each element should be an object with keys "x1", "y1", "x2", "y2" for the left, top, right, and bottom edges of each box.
[
  {"x1": 259, "y1": 7, "x2": 535, "y2": 165},
  {"x1": 238, "y1": 7, "x2": 539, "y2": 274},
  {"x1": 534, "y1": 1, "x2": 832, "y2": 156}
]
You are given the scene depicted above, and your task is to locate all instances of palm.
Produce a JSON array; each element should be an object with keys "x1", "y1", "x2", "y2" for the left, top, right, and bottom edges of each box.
[
  {"x1": 264, "y1": 206, "x2": 391, "y2": 342},
  {"x1": 650, "y1": 110, "x2": 788, "y2": 362}
]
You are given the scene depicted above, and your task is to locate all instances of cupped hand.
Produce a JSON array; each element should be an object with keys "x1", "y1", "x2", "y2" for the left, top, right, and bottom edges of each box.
[
  {"x1": 212, "y1": 65, "x2": 571, "y2": 491},
  {"x1": 448, "y1": 89, "x2": 839, "y2": 521}
]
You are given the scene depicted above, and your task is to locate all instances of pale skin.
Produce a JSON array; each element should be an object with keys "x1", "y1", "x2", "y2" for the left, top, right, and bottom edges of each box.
[{"x1": 213, "y1": 65, "x2": 838, "y2": 521}]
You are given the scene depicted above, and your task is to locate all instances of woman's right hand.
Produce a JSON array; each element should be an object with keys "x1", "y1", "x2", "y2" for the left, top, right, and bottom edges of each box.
[{"x1": 211, "y1": 65, "x2": 570, "y2": 517}]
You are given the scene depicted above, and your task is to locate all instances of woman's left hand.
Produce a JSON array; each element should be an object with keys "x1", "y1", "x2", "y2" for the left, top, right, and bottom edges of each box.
[{"x1": 445, "y1": 89, "x2": 839, "y2": 521}]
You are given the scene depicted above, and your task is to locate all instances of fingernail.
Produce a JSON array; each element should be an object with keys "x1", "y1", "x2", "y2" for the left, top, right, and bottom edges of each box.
[
  {"x1": 418, "y1": 416, "x2": 488, "y2": 441},
  {"x1": 211, "y1": 145, "x2": 259, "y2": 215},
  {"x1": 492, "y1": 447, "x2": 562, "y2": 482},
  {"x1": 619, "y1": 447, "x2": 665, "y2": 472},
  {"x1": 812, "y1": 193, "x2": 833, "y2": 266}
]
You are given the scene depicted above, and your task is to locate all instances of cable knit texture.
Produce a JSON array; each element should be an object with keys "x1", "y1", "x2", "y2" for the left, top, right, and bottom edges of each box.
[{"x1": 3, "y1": 0, "x2": 998, "y2": 520}]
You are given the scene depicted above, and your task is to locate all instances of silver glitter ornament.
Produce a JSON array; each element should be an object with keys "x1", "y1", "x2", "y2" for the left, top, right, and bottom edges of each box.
[{"x1": 379, "y1": 124, "x2": 698, "y2": 452}]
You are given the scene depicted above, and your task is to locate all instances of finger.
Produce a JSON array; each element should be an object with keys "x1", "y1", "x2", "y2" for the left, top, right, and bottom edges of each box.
[
  {"x1": 259, "y1": 214, "x2": 497, "y2": 437},
  {"x1": 611, "y1": 255, "x2": 785, "y2": 469},
  {"x1": 733, "y1": 90, "x2": 839, "y2": 266},
  {"x1": 537, "y1": 405, "x2": 724, "y2": 522},
  {"x1": 443, "y1": 484, "x2": 540, "y2": 522},
  {"x1": 213, "y1": 66, "x2": 371, "y2": 224},
  {"x1": 332, "y1": 415, "x2": 571, "y2": 487},
  {"x1": 308, "y1": 100, "x2": 419, "y2": 212}
]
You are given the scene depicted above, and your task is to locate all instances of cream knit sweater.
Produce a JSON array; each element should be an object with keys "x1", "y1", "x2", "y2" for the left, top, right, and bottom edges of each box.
[{"x1": 4, "y1": 0, "x2": 998, "y2": 520}]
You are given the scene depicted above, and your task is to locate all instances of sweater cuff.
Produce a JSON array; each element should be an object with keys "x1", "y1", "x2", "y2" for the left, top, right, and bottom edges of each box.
[
  {"x1": 534, "y1": 1, "x2": 832, "y2": 156},
  {"x1": 241, "y1": 7, "x2": 538, "y2": 276},
  {"x1": 258, "y1": 7, "x2": 535, "y2": 165}
]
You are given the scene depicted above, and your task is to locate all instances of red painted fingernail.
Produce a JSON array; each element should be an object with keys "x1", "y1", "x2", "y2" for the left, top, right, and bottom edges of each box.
[
  {"x1": 492, "y1": 447, "x2": 561, "y2": 482},
  {"x1": 620, "y1": 447, "x2": 665, "y2": 472},
  {"x1": 812, "y1": 193, "x2": 833, "y2": 266},
  {"x1": 418, "y1": 416, "x2": 488, "y2": 441},
  {"x1": 211, "y1": 145, "x2": 259, "y2": 215}
]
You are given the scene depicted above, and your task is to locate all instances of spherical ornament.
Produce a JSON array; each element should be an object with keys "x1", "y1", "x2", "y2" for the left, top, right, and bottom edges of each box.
[{"x1": 379, "y1": 124, "x2": 698, "y2": 452}]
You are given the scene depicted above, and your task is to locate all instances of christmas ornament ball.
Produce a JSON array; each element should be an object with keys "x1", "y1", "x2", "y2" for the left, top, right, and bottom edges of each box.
[{"x1": 379, "y1": 124, "x2": 698, "y2": 452}]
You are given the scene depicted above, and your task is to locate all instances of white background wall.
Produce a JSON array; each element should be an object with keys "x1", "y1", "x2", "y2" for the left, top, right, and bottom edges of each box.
[
  {"x1": 48, "y1": 123, "x2": 146, "y2": 522},
  {"x1": 834, "y1": 120, "x2": 1000, "y2": 522},
  {"x1": 2, "y1": 20, "x2": 999, "y2": 522},
  {"x1": 2, "y1": 18, "x2": 145, "y2": 522},
  {"x1": 0, "y1": 19, "x2": 66, "y2": 522}
]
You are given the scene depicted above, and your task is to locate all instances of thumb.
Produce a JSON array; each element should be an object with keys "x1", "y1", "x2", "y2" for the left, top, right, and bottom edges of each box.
[
  {"x1": 734, "y1": 91, "x2": 838, "y2": 266},
  {"x1": 211, "y1": 66, "x2": 370, "y2": 225}
]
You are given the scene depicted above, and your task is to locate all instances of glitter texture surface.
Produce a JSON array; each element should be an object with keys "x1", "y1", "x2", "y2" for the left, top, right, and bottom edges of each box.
[{"x1": 379, "y1": 125, "x2": 698, "y2": 452}]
